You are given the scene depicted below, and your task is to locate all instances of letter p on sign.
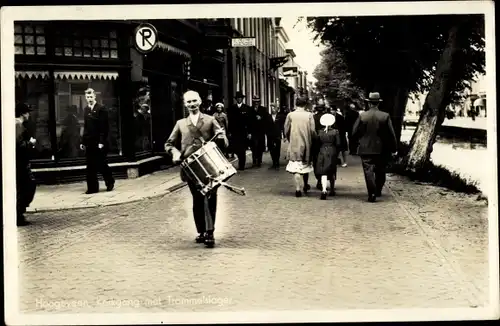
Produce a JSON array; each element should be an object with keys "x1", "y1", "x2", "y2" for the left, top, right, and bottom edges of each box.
[{"x1": 134, "y1": 23, "x2": 158, "y2": 54}]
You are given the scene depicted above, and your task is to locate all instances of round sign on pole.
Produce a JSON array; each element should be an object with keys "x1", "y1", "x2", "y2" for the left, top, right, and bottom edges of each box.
[{"x1": 134, "y1": 23, "x2": 158, "y2": 54}]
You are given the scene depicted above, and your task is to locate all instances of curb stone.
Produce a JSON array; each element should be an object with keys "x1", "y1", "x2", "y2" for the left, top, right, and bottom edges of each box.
[{"x1": 27, "y1": 156, "x2": 241, "y2": 213}]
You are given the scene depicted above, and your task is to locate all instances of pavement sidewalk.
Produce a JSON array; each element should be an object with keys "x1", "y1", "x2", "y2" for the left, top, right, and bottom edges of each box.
[{"x1": 26, "y1": 155, "x2": 243, "y2": 213}]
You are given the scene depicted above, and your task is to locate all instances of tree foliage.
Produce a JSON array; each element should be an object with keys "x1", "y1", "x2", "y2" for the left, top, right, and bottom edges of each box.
[
  {"x1": 313, "y1": 46, "x2": 365, "y2": 107},
  {"x1": 305, "y1": 15, "x2": 485, "y2": 103}
]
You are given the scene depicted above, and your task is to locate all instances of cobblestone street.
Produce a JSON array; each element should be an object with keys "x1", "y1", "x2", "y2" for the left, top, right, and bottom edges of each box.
[{"x1": 17, "y1": 149, "x2": 489, "y2": 314}]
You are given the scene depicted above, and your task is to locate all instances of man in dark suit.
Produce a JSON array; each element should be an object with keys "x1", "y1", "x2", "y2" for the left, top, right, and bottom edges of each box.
[
  {"x1": 227, "y1": 91, "x2": 251, "y2": 170},
  {"x1": 80, "y1": 88, "x2": 115, "y2": 194},
  {"x1": 312, "y1": 98, "x2": 328, "y2": 189},
  {"x1": 266, "y1": 103, "x2": 284, "y2": 170},
  {"x1": 352, "y1": 92, "x2": 398, "y2": 202},
  {"x1": 248, "y1": 95, "x2": 270, "y2": 168}
]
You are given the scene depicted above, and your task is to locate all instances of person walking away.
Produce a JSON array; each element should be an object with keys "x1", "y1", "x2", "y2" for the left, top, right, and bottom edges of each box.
[
  {"x1": 213, "y1": 102, "x2": 229, "y2": 157},
  {"x1": 227, "y1": 91, "x2": 250, "y2": 169},
  {"x1": 315, "y1": 113, "x2": 341, "y2": 199},
  {"x1": 352, "y1": 92, "x2": 398, "y2": 202},
  {"x1": 248, "y1": 95, "x2": 270, "y2": 168},
  {"x1": 312, "y1": 98, "x2": 328, "y2": 190},
  {"x1": 80, "y1": 88, "x2": 115, "y2": 194},
  {"x1": 15, "y1": 103, "x2": 37, "y2": 226},
  {"x1": 164, "y1": 90, "x2": 228, "y2": 248},
  {"x1": 332, "y1": 105, "x2": 349, "y2": 167},
  {"x1": 345, "y1": 103, "x2": 360, "y2": 155},
  {"x1": 284, "y1": 95, "x2": 316, "y2": 197},
  {"x1": 266, "y1": 103, "x2": 284, "y2": 170}
]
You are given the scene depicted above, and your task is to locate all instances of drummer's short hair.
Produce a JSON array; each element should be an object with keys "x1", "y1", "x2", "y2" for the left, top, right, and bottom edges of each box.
[
  {"x1": 85, "y1": 88, "x2": 95, "y2": 95},
  {"x1": 295, "y1": 94, "x2": 309, "y2": 107},
  {"x1": 183, "y1": 90, "x2": 201, "y2": 102}
]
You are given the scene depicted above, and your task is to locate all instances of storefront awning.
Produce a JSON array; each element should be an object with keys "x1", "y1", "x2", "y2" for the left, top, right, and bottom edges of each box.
[
  {"x1": 15, "y1": 71, "x2": 49, "y2": 79},
  {"x1": 157, "y1": 41, "x2": 191, "y2": 60},
  {"x1": 54, "y1": 71, "x2": 119, "y2": 80}
]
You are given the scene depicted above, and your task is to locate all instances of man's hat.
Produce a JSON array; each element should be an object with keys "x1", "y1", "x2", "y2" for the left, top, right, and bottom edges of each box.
[
  {"x1": 252, "y1": 95, "x2": 261, "y2": 101},
  {"x1": 365, "y1": 92, "x2": 383, "y2": 102},
  {"x1": 15, "y1": 103, "x2": 32, "y2": 117},
  {"x1": 235, "y1": 91, "x2": 245, "y2": 98}
]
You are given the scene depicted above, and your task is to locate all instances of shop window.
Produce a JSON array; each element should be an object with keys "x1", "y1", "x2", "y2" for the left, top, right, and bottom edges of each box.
[
  {"x1": 54, "y1": 29, "x2": 118, "y2": 59},
  {"x1": 54, "y1": 72, "x2": 121, "y2": 159},
  {"x1": 14, "y1": 23, "x2": 46, "y2": 56},
  {"x1": 15, "y1": 73, "x2": 53, "y2": 160}
]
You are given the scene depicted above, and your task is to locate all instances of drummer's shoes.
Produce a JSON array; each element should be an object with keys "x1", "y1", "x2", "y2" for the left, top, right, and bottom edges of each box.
[
  {"x1": 195, "y1": 233, "x2": 205, "y2": 243},
  {"x1": 204, "y1": 233, "x2": 215, "y2": 248}
]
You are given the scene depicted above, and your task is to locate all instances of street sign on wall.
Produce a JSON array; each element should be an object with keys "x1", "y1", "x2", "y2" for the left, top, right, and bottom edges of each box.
[
  {"x1": 231, "y1": 37, "x2": 256, "y2": 48},
  {"x1": 134, "y1": 23, "x2": 159, "y2": 54}
]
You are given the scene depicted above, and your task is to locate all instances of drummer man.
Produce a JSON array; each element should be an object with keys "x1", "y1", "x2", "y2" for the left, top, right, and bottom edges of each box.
[{"x1": 164, "y1": 90, "x2": 228, "y2": 248}]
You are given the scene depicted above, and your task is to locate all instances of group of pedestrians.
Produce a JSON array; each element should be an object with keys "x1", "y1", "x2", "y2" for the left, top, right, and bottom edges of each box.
[{"x1": 284, "y1": 92, "x2": 398, "y2": 202}]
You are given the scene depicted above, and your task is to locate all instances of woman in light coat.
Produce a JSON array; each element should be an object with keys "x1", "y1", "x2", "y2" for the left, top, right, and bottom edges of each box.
[{"x1": 284, "y1": 95, "x2": 317, "y2": 197}]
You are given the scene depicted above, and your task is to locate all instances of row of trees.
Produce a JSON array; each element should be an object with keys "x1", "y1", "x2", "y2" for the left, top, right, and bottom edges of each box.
[{"x1": 306, "y1": 14, "x2": 485, "y2": 171}]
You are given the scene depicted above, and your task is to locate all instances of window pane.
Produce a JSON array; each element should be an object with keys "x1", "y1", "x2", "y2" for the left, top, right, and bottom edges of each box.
[
  {"x1": 15, "y1": 77, "x2": 53, "y2": 160},
  {"x1": 63, "y1": 38, "x2": 71, "y2": 46},
  {"x1": 64, "y1": 47, "x2": 73, "y2": 56},
  {"x1": 15, "y1": 46, "x2": 23, "y2": 55},
  {"x1": 55, "y1": 77, "x2": 121, "y2": 158},
  {"x1": 24, "y1": 26, "x2": 33, "y2": 33},
  {"x1": 14, "y1": 35, "x2": 23, "y2": 44},
  {"x1": 110, "y1": 50, "x2": 118, "y2": 59},
  {"x1": 74, "y1": 39, "x2": 81, "y2": 47},
  {"x1": 110, "y1": 40, "x2": 117, "y2": 49},
  {"x1": 92, "y1": 48, "x2": 100, "y2": 58},
  {"x1": 35, "y1": 25, "x2": 44, "y2": 34},
  {"x1": 101, "y1": 39, "x2": 109, "y2": 48},
  {"x1": 14, "y1": 24, "x2": 22, "y2": 33},
  {"x1": 109, "y1": 31, "x2": 117, "y2": 38},
  {"x1": 92, "y1": 39, "x2": 99, "y2": 48},
  {"x1": 25, "y1": 35, "x2": 34, "y2": 44},
  {"x1": 26, "y1": 46, "x2": 35, "y2": 55},
  {"x1": 83, "y1": 48, "x2": 91, "y2": 58},
  {"x1": 36, "y1": 36, "x2": 45, "y2": 45},
  {"x1": 74, "y1": 48, "x2": 83, "y2": 57},
  {"x1": 83, "y1": 39, "x2": 91, "y2": 47},
  {"x1": 101, "y1": 49, "x2": 110, "y2": 58},
  {"x1": 55, "y1": 47, "x2": 63, "y2": 56},
  {"x1": 36, "y1": 46, "x2": 46, "y2": 55}
]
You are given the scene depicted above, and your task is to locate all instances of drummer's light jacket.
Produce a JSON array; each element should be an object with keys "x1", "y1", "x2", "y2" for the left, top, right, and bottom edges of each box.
[{"x1": 164, "y1": 113, "x2": 227, "y2": 160}]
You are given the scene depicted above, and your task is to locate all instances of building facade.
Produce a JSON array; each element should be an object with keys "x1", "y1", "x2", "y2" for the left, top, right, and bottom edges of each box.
[{"x1": 14, "y1": 20, "x2": 226, "y2": 183}]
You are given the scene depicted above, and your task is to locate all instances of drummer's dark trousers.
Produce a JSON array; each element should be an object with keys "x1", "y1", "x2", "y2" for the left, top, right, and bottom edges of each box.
[{"x1": 187, "y1": 181, "x2": 217, "y2": 234}]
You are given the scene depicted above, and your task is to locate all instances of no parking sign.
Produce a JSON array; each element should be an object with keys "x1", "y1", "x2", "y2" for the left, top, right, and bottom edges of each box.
[{"x1": 134, "y1": 23, "x2": 158, "y2": 54}]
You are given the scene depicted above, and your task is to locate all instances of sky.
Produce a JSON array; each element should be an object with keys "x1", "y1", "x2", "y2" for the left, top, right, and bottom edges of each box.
[{"x1": 280, "y1": 16, "x2": 325, "y2": 84}]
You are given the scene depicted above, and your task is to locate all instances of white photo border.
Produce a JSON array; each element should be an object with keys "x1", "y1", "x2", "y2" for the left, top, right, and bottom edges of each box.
[{"x1": 2, "y1": 1, "x2": 498, "y2": 324}]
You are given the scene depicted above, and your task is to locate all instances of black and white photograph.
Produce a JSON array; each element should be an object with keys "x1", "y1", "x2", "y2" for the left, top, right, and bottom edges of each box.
[{"x1": 2, "y1": 1, "x2": 498, "y2": 324}]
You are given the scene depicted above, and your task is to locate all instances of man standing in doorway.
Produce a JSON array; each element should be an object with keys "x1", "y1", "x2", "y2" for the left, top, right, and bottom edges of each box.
[
  {"x1": 352, "y1": 92, "x2": 397, "y2": 202},
  {"x1": 227, "y1": 91, "x2": 250, "y2": 170},
  {"x1": 248, "y1": 95, "x2": 270, "y2": 168},
  {"x1": 80, "y1": 88, "x2": 115, "y2": 194}
]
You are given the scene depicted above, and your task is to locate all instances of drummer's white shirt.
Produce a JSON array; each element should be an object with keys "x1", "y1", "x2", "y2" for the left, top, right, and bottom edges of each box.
[{"x1": 189, "y1": 112, "x2": 200, "y2": 126}]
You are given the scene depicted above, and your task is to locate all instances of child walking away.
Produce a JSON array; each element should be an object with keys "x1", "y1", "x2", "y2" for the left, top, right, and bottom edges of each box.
[
  {"x1": 213, "y1": 102, "x2": 229, "y2": 157},
  {"x1": 315, "y1": 113, "x2": 341, "y2": 200}
]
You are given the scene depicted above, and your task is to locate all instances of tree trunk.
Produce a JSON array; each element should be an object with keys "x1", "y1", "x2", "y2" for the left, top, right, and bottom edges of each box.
[{"x1": 403, "y1": 22, "x2": 466, "y2": 171}]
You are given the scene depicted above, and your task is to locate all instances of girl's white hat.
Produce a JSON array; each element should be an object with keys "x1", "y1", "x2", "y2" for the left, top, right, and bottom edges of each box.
[
  {"x1": 215, "y1": 102, "x2": 224, "y2": 108},
  {"x1": 320, "y1": 113, "x2": 335, "y2": 127}
]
